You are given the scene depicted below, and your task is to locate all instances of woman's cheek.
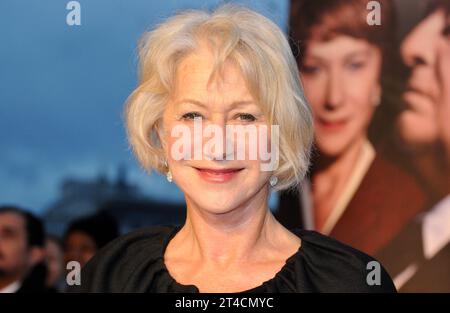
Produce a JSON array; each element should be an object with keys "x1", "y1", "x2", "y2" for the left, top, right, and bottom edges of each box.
[
  {"x1": 346, "y1": 67, "x2": 379, "y2": 109},
  {"x1": 302, "y1": 72, "x2": 329, "y2": 111},
  {"x1": 166, "y1": 122, "x2": 196, "y2": 162}
]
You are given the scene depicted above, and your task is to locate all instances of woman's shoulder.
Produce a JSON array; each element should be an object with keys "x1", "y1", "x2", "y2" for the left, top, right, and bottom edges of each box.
[
  {"x1": 67, "y1": 224, "x2": 396, "y2": 293},
  {"x1": 91, "y1": 224, "x2": 177, "y2": 260},
  {"x1": 289, "y1": 228, "x2": 397, "y2": 292},
  {"x1": 67, "y1": 224, "x2": 180, "y2": 293}
]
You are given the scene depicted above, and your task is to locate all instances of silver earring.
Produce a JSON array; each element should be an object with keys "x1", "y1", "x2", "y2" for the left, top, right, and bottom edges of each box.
[
  {"x1": 163, "y1": 159, "x2": 172, "y2": 182},
  {"x1": 269, "y1": 176, "x2": 278, "y2": 187},
  {"x1": 166, "y1": 170, "x2": 173, "y2": 183},
  {"x1": 372, "y1": 89, "x2": 381, "y2": 107}
]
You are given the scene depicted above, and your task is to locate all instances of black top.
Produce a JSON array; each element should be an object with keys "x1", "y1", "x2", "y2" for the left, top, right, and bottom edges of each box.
[{"x1": 68, "y1": 224, "x2": 396, "y2": 293}]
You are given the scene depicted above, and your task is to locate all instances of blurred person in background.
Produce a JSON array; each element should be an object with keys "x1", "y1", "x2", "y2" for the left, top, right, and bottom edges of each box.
[
  {"x1": 276, "y1": 0, "x2": 427, "y2": 256},
  {"x1": 63, "y1": 211, "x2": 119, "y2": 269},
  {"x1": 0, "y1": 206, "x2": 51, "y2": 293},
  {"x1": 45, "y1": 235, "x2": 64, "y2": 291},
  {"x1": 376, "y1": 0, "x2": 450, "y2": 292}
]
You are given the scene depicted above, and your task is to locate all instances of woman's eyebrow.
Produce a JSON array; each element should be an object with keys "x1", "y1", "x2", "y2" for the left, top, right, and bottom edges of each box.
[
  {"x1": 343, "y1": 50, "x2": 371, "y2": 62},
  {"x1": 175, "y1": 98, "x2": 208, "y2": 108},
  {"x1": 175, "y1": 98, "x2": 255, "y2": 108}
]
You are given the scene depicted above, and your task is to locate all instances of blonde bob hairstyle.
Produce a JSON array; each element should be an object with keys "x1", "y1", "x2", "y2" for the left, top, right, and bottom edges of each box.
[{"x1": 125, "y1": 4, "x2": 313, "y2": 191}]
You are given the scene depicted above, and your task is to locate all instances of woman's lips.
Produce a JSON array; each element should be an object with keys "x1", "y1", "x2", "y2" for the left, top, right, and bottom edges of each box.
[
  {"x1": 194, "y1": 167, "x2": 244, "y2": 183},
  {"x1": 317, "y1": 118, "x2": 348, "y2": 131}
]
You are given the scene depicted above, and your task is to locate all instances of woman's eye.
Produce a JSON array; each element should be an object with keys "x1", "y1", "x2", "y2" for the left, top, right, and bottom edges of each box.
[
  {"x1": 301, "y1": 64, "x2": 320, "y2": 75},
  {"x1": 347, "y1": 61, "x2": 366, "y2": 71},
  {"x1": 237, "y1": 113, "x2": 257, "y2": 122},
  {"x1": 181, "y1": 112, "x2": 203, "y2": 120}
]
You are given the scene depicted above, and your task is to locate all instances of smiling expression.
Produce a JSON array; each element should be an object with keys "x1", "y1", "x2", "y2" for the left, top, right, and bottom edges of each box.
[
  {"x1": 159, "y1": 46, "x2": 273, "y2": 214},
  {"x1": 300, "y1": 36, "x2": 382, "y2": 157}
]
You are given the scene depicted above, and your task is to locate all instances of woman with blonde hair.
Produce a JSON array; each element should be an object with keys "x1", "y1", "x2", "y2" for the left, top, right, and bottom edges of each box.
[{"x1": 70, "y1": 4, "x2": 395, "y2": 293}]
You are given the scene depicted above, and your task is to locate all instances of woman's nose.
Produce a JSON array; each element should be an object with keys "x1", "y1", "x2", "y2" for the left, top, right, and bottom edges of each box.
[
  {"x1": 205, "y1": 150, "x2": 230, "y2": 161},
  {"x1": 203, "y1": 117, "x2": 233, "y2": 161},
  {"x1": 325, "y1": 71, "x2": 344, "y2": 109}
]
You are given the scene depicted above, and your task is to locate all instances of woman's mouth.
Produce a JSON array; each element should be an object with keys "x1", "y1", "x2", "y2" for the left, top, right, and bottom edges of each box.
[
  {"x1": 317, "y1": 118, "x2": 348, "y2": 131},
  {"x1": 193, "y1": 167, "x2": 244, "y2": 183}
]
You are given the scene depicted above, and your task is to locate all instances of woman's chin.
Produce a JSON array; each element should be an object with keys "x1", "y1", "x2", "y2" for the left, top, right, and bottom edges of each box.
[
  {"x1": 196, "y1": 194, "x2": 241, "y2": 213},
  {"x1": 316, "y1": 143, "x2": 347, "y2": 158}
]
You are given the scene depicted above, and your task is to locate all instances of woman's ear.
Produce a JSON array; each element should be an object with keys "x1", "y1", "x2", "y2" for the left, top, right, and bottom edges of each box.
[
  {"x1": 155, "y1": 121, "x2": 168, "y2": 153},
  {"x1": 372, "y1": 84, "x2": 381, "y2": 107}
]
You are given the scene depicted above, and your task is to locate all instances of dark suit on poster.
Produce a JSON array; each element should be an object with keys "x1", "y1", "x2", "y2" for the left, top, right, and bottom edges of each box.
[{"x1": 376, "y1": 196, "x2": 450, "y2": 292}]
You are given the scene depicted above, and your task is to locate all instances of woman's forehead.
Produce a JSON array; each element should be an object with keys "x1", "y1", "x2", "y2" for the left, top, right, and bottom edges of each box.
[
  {"x1": 305, "y1": 36, "x2": 377, "y2": 60},
  {"x1": 174, "y1": 51, "x2": 254, "y2": 103},
  {"x1": 177, "y1": 51, "x2": 245, "y2": 86}
]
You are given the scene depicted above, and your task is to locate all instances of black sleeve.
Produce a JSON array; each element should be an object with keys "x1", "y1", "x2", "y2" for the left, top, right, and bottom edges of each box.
[
  {"x1": 66, "y1": 226, "x2": 171, "y2": 293},
  {"x1": 296, "y1": 230, "x2": 397, "y2": 293}
]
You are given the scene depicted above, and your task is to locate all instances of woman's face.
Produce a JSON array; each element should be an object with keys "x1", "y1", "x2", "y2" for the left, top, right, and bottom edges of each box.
[
  {"x1": 398, "y1": 9, "x2": 449, "y2": 150},
  {"x1": 160, "y1": 47, "x2": 273, "y2": 214},
  {"x1": 301, "y1": 36, "x2": 382, "y2": 157}
]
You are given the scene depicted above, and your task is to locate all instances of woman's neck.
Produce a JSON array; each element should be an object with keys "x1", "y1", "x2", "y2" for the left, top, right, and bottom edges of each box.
[
  {"x1": 173, "y1": 185, "x2": 287, "y2": 266},
  {"x1": 312, "y1": 137, "x2": 366, "y2": 230}
]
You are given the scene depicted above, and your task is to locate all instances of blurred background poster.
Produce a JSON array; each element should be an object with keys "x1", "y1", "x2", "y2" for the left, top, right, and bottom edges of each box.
[
  {"x1": 277, "y1": 0, "x2": 450, "y2": 292},
  {"x1": 0, "y1": 0, "x2": 449, "y2": 292}
]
